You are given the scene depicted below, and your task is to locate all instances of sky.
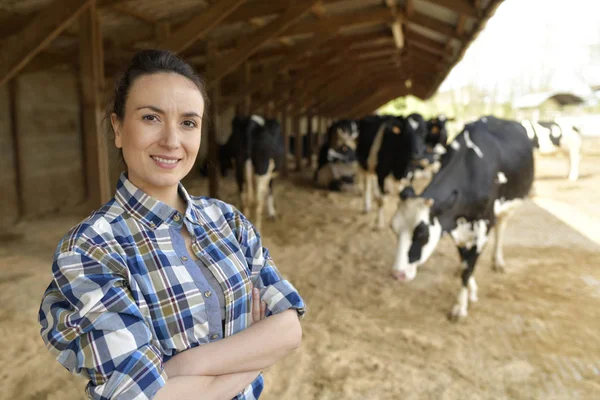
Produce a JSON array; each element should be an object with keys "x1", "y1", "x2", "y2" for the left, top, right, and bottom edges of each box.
[{"x1": 438, "y1": 0, "x2": 600, "y2": 98}]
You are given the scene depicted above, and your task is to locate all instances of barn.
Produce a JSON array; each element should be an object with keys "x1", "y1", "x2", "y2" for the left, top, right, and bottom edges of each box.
[{"x1": 1, "y1": 0, "x2": 599, "y2": 399}]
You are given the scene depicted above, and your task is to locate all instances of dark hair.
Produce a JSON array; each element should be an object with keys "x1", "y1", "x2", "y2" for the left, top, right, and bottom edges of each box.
[
  {"x1": 108, "y1": 49, "x2": 209, "y2": 122},
  {"x1": 105, "y1": 49, "x2": 209, "y2": 167}
]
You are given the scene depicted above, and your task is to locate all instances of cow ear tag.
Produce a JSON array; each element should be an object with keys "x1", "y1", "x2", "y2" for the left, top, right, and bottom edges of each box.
[
  {"x1": 392, "y1": 126, "x2": 401, "y2": 134},
  {"x1": 431, "y1": 126, "x2": 439, "y2": 134}
]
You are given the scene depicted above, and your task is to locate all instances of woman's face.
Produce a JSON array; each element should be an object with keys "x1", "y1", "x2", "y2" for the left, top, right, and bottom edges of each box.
[{"x1": 111, "y1": 72, "x2": 204, "y2": 195}]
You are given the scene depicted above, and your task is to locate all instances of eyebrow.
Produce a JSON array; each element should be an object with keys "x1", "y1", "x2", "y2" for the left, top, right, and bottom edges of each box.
[{"x1": 136, "y1": 106, "x2": 202, "y2": 119}]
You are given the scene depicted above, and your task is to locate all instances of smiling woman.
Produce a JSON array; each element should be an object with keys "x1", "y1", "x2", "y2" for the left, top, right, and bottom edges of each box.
[{"x1": 38, "y1": 50, "x2": 306, "y2": 400}]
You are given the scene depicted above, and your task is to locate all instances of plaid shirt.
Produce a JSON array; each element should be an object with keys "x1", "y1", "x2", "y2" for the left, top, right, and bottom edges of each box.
[{"x1": 38, "y1": 173, "x2": 306, "y2": 400}]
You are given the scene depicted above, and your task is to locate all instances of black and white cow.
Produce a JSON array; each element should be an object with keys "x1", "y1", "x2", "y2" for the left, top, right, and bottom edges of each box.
[
  {"x1": 425, "y1": 114, "x2": 449, "y2": 152},
  {"x1": 521, "y1": 119, "x2": 582, "y2": 181},
  {"x1": 408, "y1": 114, "x2": 451, "y2": 180},
  {"x1": 356, "y1": 113, "x2": 428, "y2": 228},
  {"x1": 314, "y1": 119, "x2": 359, "y2": 191},
  {"x1": 390, "y1": 116, "x2": 534, "y2": 321},
  {"x1": 227, "y1": 114, "x2": 284, "y2": 230}
]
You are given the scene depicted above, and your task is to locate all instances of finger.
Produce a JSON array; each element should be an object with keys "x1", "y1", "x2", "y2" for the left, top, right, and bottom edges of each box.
[
  {"x1": 252, "y1": 288, "x2": 260, "y2": 323},
  {"x1": 261, "y1": 301, "x2": 267, "y2": 320}
]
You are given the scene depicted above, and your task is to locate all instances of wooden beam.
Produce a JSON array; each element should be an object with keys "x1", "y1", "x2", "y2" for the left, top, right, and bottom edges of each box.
[
  {"x1": 220, "y1": 0, "x2": 345, "y2": 25},
  {"x1": 406, "y1": 30, "x2": 445, "y2": 51},
  {"x1": 207, "y1": 44, "x2": 221, "y2": 198},
  {"x1": 156, "y1": 0, "x2": 247, "y2": 53},
  {"x1": 222, "y1": 29, "x2": 338, "y2": 108},
  {"x1": 391, "y1": 18, "x2": 405, "y2": 49},
  {"x1": 206, "y1": 0, "x2": 320, "y2": 86},
  {"x1": 405, "y1": 0, "x2": 415, "y2": 17},
  {"x1": 294, "y1": 116, "x2": 302, "y2": 172},
  {"x1": 456, "y1": 14, "x2": 468, "y2": 36},
  {"x1": 111, "y1": 4, "x2": 156, "y2": 24},
  {"x1": 424, "y1": 0, "x2": 479, "y2": 18},
  {"x1": 312, "y1": 1, "x2": 327, "y2": 18},
  {"x1": 408, "y1": 40, "x2": 448, "y2": 57},
  {"x1": 285, "y1": 55, "x2": 356, "y2": 113},
  {"x1": 408, "y1": 11, "x2": 465, "y2": 41},
  {"x1": 8, "y1": 79, "x2": 24, "y2": 218},
  {"x1": 0, "y1": 0, "x2": 93, "y2": 88},
  {"x1": 281, "y1": 107, "x2": 289, "y2": 177},
  {"x1": 79, "y1": 2, "x2": 111, "y2": 208},
  {"x1": 283, "y1": 8, "x2": 395, "y2": 37},
  {"x1": 302, "y1": 67, "x2": 370, "y2": 114}
]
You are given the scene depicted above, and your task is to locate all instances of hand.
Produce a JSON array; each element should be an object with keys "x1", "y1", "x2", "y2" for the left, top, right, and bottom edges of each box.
[{"x1": 251, "y1": 287, "x2": 267, "y2": 324}]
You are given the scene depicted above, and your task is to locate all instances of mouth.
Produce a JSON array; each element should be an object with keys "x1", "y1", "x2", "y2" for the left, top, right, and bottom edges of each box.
[{"x1": 151, "y1": 155, "x2": 182, "y2": 169}]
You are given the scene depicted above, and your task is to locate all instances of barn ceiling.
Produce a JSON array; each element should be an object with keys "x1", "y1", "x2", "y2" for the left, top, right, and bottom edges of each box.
[{"x1": 0, "y1": 0, "x2": 504, "y2": 118}]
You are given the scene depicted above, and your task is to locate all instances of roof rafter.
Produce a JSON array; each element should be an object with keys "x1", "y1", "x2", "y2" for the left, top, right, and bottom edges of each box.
[{"x1": 0, "y1": 0, "x2": 93, "y2": 88}]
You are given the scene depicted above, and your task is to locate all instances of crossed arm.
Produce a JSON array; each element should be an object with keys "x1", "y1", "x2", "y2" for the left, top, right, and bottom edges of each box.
[{"x1": 154, "y1": 289, "x2": 302, "y2": 400}]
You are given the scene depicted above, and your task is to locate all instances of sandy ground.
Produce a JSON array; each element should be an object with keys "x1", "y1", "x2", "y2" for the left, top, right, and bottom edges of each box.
[{"x1": 1, "y1": 140, "x2": 599, "y2": 400}]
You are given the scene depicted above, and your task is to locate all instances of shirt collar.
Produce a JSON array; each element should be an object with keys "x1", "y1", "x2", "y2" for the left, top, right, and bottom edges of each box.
[{"x1": 115, "y1": 172, "x2": 200, "y2": 230}]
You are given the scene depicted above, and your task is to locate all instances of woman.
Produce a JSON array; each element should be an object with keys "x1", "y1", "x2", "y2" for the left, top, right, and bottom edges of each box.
[{"x1": 38, "y1": 50, "x2": 305, "y2": 400}]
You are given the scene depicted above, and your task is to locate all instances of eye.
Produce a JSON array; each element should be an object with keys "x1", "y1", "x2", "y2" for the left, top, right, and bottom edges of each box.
[
  {"x1": 142, "y1": 114, "x2": 159, "y2": 123},
  {"x1": 182, "y1": 120, "x2": 198, "y2": 129}
]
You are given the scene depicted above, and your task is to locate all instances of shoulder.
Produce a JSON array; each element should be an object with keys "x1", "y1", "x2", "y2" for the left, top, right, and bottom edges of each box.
[
  {"x1": 189, "y1": 196, "x2": 243, "y2": 223},
  {"x1": 56, "y1": 198, "x2": 125, "y2": 255},
  {"x1": 188, "y1": 196, "x2": 258, "y2": 239}
]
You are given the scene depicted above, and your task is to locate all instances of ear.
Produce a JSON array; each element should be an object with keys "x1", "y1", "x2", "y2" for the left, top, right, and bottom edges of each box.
[{"x1": 111, "y1": 113, "x2": 122, "y2": 149}]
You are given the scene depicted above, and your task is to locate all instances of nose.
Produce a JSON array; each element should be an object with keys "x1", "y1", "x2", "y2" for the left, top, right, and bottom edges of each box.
[
  {"x1": 392, "y1": 270, "x2": 407, "y2": 281},
  {"x1": 160, "y1": 123, "x2": 180, "y2": 150}
]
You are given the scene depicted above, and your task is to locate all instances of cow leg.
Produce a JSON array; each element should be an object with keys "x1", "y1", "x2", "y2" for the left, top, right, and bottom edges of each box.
[
  {"x1": 568, "y1": 145, "x2": 580, "y2": 181},
  {"x1": 492, "y1": 216, "x2": 509, "y2": 272},
  {"x1": 374, "y1": 173, "x2": 386, "y2": 230},
  {"x1": 492, "y1": 198, "x2": 523, "y2": 272},
  {"x1": 254, "y1": 159, "x2": 274, "y2": 231},
  {"x1": 450, "y1": 247, "x2": 482, "y2": 321},
  {"x1": 242, "y1": 159, "x2": 254, "y2": 217},
  {"x1": 364, "y1": 172, "x2": 374, "y2": 213},
  {"x1": 356, "y1": 166, "x2": 366, "y2": 196},
  {"x1": 267, "y1": 179, "x2": 277, "y2": 220}
]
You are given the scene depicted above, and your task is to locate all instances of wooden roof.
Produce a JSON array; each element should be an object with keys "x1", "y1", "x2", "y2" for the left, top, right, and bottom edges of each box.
[{"x1": 0, "y1": 0, "x2": 504, "y2": 118}]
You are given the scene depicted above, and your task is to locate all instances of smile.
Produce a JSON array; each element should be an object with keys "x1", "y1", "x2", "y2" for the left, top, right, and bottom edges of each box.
[{"x1": 151, "y1": 156, "x2": 181, "y2": 168}]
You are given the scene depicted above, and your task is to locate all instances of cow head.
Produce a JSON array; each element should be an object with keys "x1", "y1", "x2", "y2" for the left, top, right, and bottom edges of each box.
[
  {"x1": 331, "y1": 119, "x2": 358, "y2": 150},
  {"x1": 327, "y1": 119, "x2": 358, "y2": 164},
  {"x1": 389, "y1": 186, "x2": 443, "y2": 281},
  {"x1": 404, "y1": 114, "x2": 429, "y2": 168},
  {"x1": 427, "y1": 115, "x2": 448, "y2": 144}
]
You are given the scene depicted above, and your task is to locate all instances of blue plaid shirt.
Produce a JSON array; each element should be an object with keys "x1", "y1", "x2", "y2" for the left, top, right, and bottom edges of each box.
[{"x1": 38, "y1": 173, "x2": 306, "y2": 399}]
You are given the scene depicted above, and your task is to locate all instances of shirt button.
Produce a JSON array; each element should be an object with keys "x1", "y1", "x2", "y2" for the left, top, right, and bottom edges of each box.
[
  {"x1": 181, "y1": 256, "x2": 188, "y2": 262},
  {"x1": 173, "y1": 214, "x2": 181, "y2": 222},
  {"x1": 204, "y1": 291, "x2": 212, "y2": 298},
  {"x1": 210, "y1": 334, "x2": 219, "y2": 340}
]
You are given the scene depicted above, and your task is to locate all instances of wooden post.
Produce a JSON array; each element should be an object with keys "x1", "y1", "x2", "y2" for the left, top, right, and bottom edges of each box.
[
  {"x1": 243, "y1": 61, "x2": 251, "y2": 115},
  {"x1": 80, "y1": 2, "x2": 111, "y2": 209},
  {"x1": 8, "y1": 79, "x2": 24, "y2": 218},
  {"x1": 294, "y1": 115, "x2": 302, "y2": 172},
  {"x1": 306, "y1": 112, "x2": 314, "y2": 168},
  {"x1": 281, "y1": 107, "x2": 289, "y2": 177},
  {"x1": 207, "y1": 44, "x2": 221, "y2": 198}
]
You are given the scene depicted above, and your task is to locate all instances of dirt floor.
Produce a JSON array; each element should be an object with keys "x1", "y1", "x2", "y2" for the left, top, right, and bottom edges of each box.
[{"x1": 1, "y1": 140, "x2": 599, "y2": 400}]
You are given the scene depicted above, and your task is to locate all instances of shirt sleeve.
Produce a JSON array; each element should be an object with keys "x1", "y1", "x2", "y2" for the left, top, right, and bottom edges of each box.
[
  {"x1": 235, "y1": 212, "x2": 306, "y2": 319},
  {"x1": 38, "y1": 248, "x2": 167, "y2": 400}
]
